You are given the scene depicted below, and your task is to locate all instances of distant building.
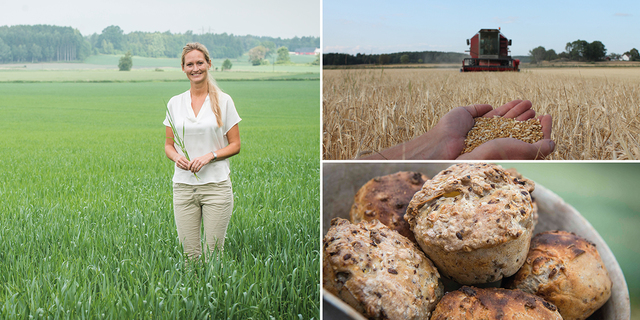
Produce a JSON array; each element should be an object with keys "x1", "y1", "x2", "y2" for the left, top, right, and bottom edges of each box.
[
  {"x1": 621, "y1": 54, "x2": 630, "y2": 61},
  {"x1": 294, "y1": 47, "x2": 320, "y2": 55}
]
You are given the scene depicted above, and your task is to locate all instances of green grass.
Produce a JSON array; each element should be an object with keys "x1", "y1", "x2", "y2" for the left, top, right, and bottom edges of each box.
[
  {"x1": 84, "y1": 55, "x2": 183, "y2": 68},
  {"x1": 80, "y1": 54, "x2": 319, "y2": 73},
  {"x1": 0, "y1": 80, "x2": 320, "y2": 319},
  {"x1": 0, "y1": 69, "x2": 319, "y2": 83}
]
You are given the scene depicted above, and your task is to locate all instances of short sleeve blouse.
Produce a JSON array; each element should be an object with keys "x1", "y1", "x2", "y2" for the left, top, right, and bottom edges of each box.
[{"x1": 163, "y1": 89, "x2": 241, "y2": 185}]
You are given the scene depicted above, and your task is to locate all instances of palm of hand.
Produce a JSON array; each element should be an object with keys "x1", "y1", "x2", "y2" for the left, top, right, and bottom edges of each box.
[
  {"x1": 434, "y1": 107, "x2": 478, "y2": 159},
  {"x1": 434, "y1": 100, "x2": 551, "y2": 160}
]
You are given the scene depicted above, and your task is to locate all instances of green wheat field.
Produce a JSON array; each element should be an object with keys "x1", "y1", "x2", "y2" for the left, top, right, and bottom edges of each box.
[{"x1": 0, "y1": 72, "x2": 320, "y2": 318}]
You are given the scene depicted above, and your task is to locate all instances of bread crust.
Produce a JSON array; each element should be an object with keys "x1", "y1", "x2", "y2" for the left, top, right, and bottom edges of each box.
[
  {"x1": 505, "y1": 167, "x2": 539, "y2": 225},
  {"x1": 323, "y1": 218, "x2": 444, "y2": 320},
  {"x1": 506, "y1": 230, "x2": 612, "y2": 320},
  {"x1": 405, "y1": 163, "x2": 535, "y2": 284},
  {"x1": 350, "y1": 171, "x2": 428, "y2": 242},
  {"x1": 431, "y1": 286, "x2": 563, "y2": 320}
]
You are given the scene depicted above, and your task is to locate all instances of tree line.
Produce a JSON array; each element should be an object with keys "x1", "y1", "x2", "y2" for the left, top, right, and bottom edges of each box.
[
  {"x1": 0, "y1": 25, "x2": 90, "y2": 63},
  {"x1": 0, "y1": 24, "x2": 319, "y2": 63},
  {"x1": 323, "y1": 51, "x2": 469, "y2": 66},
  {"x1": 529, "y1": 39, "x2": 639, "y2": 63}
]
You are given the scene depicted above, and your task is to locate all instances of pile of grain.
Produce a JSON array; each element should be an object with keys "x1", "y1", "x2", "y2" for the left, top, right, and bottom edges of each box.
[{"x1": 462, "y1": 117, "x2": 543, "y2": 154}]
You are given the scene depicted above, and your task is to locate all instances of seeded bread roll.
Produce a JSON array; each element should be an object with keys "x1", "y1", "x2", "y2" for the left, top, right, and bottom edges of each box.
[
  {"x1": 405, "y1": 163, "x2": 535, "y2": 284},
  {"x1": 323, "y1": 218, "x2": 444, "y2": 320},
  {"x1": 505, "y1": 167, "x2": 539, "y2": 225},
  {"x1": 350, "y1": 171, "x2": 429, "y2": 243},
  {"x1": 431, "y1": 286, "x2": 563, "y2": 320},
  {"x1": 506, "y1": 230, "x2": 612, "y2": 320}
]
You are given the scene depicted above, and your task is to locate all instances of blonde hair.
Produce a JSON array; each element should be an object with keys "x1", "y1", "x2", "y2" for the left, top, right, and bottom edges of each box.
[{"x1": 181, "y1": 42, "x2": 223, "y2": 128}]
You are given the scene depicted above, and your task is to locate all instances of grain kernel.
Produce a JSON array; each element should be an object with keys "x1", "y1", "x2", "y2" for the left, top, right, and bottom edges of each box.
[{"x1": 462, "y1": 117, "x2": 543, "y2": 154}]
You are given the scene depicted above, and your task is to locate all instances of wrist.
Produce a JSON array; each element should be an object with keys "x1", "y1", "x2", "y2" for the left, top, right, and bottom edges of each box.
[
  {"x1": 211, "y1": 151, "x2": 218, "y2": 162},
  {"x1": 403, "y1": 130, "x2": 440, "y2": 160}
]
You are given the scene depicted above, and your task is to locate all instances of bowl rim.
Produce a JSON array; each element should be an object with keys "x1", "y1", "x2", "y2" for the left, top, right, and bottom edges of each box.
[{"x1": 322, "y1": 178, "x2": 631, "y2": 320}]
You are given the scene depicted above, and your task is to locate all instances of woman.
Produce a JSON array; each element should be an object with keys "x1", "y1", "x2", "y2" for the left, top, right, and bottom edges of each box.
[{"x1": 164, "y1": 42, "x2": 241, "y2": 259}]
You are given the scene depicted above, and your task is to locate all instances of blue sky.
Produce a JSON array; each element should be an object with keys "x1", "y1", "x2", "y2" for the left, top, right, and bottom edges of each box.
[
  {"x1": 323, "y1": 0, "x2": 640, "y2": 56},
  {"x1": 1, "y1": 0, "x2": 320, "y2": 38}
]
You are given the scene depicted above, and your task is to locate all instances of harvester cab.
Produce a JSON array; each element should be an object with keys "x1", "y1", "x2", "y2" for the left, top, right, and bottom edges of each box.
[{"x1": 461, "y1": 28, "x2": 519, "y2": 72}]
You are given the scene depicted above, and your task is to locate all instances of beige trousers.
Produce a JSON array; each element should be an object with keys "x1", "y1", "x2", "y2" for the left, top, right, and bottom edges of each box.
[{"x1": 173, "y1": 179, "x2": 234, "y2": 259}]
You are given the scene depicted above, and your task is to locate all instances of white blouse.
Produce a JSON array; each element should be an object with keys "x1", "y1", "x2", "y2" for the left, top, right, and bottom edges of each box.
[{"x1": 163, "y1": 89, "x2": 241, "y2": 185}]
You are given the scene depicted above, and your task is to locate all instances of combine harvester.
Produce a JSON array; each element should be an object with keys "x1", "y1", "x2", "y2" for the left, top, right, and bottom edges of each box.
[{"x1": 461, "y1": 28, "x2": 519, "y2": 72}]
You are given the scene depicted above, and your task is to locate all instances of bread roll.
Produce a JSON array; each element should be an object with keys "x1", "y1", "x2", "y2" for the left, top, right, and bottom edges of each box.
[
  {"x1": 505, "y1": 167, "x2": 539, "y2": 225},
  {"x1": 431, "y1": 286, "x2": 563, "y2": 319},
  {"x1": 350, "y1": 171, "x2": 428, "y2": 242},
  {"x1": 405, "y1": 163, "x2": 535, "y2": 284},
  {"x1": 323, "y1": 218, "x2": 444, "y2": 320},
  {"x1": 506, "y1": 230, "x2": 612, "y2": 320}
]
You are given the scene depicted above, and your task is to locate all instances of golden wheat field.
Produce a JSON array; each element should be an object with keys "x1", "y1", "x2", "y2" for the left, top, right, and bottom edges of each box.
[{"x1": 323, "y1": 67, "x2": 640, "y2": 160}]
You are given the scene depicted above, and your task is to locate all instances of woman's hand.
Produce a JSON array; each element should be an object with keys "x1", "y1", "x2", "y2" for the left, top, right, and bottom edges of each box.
[
  {"x1": 187, "y1": 153, "x2": 215, "y2": 173},
  {"x1": 360, "y1": 99, "x2": 554, "y2": 160},
  {"x1": 173, "y1": 154, "x2": 191, "y2": 171}
]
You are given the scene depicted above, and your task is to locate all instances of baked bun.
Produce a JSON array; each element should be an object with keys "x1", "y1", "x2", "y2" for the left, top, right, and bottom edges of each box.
[
  {"x1": 323, "y1": 218, "x2": 444, "y2": 319},
  {"x1": 431, "y1": 286, "x2": 562, "y2": 320},
  {"x1": 506, "y1": 230, "x2": 612, "y2": 320},
  {"x1": 505, "y1": 167, "x2": 539, "y2": 225},
  {"x1": 405, "y1": 163, "x2": 535, "y2": 284},
  {"x1": 350, "y1": 171, "x2": 429, "y2": 242}
]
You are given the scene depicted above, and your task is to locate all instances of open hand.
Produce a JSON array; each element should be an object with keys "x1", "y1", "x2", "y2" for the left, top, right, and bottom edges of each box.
[
  {"x1": 360, "y1": 99, "x2": 554, "y2": 160},
  {"x1": 433, "y1": 99, "x2": 553, "y2": 159},
  {"x1": 458, "y1": 100, "x2": 554, "y2": 159}
]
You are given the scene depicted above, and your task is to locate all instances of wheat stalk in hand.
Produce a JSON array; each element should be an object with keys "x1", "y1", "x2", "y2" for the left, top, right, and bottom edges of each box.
[{"x1": 165, "y1": 103, "x2": 199, "y2": 180}]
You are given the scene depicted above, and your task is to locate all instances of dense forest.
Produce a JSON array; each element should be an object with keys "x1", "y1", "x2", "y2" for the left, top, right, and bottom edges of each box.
[
  {"x1": 0, "y1": 25, "x2": 90, "y2": 63},
  {"x1": 323, "y1": 51, "x2": 469, "y2": 66},
  {"x1": 0, "y1": 24, "x2": 319, "y2": 63}
]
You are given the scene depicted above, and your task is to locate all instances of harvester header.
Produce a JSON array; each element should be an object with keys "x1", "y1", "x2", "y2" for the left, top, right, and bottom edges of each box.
[{"x1": 461, "y1": 28, "x2": 519, "y2": 72}]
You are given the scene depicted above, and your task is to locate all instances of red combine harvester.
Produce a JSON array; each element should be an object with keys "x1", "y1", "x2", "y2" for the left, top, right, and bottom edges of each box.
[{"x1": 461, "y1": 28, "x2": 519, "y2": 72}]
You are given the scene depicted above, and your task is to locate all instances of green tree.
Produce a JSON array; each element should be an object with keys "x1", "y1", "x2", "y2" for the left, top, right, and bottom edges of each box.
[
  {"x1": 222, "y1": 59, "x2": 232, "y2": 71},
  {"x1": 148, "y1": 33, "x2": 166, "y2": 58},
  {"x1": 378, "y1": 54, "x2": 390, "y2": 65},
  {"x1": 248, "y1": 45, "x2": 267, "y2": 65},
  {"x1": 567, "y1": 40, "x2": 588, "y2": 61},
  {"x1": 98, "y1": 25, "x2": 125, "y2": 52},
  {"x1": 624, "y1": 48, "x2": 639, "y2": 61},
  {"x1": 118, "y1": 51, "x2": 133, "y2": 71},
  {"x1": 585, "y1": 41, "x2": 606, "y2": 61},
  {"x1": 13, "y1": 45, "x2": 27, "y2": 62},
  {"x1": 30, "y1": 44, "x2": 42, "y2": 62},
  {"x1": 0, "y1": 38, "x2": 11, "y2": 63},
  {"x1": 544, "y1": 49, "x2": 557, "y2": 61},
  {"x1": 261, "y1": 41, "x2": 276, "y2": 58},
  {"x1": 276, "y1": 46, "x2": 290, "y2": 64},
  {"x1": 312, "y1": 53, "x2": 320, "y2": 65},
  {"x1": 529, "y1": 46, "x2": 546, "y2": 64},
  {"x1": 400, "y1": 54, "x2": 410, "y2": 64},
  {"x1": 101, "y1": 39, "x2": 114, "y2": 54}
]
